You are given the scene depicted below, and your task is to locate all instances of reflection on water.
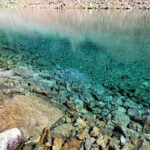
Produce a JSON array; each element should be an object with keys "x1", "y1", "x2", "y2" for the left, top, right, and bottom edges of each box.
[{"x1": 0, "y1": 9, "x2": 150, "y2": 106}]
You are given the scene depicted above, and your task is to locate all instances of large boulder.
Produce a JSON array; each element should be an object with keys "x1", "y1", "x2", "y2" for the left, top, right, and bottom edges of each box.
[{"x1": 0, "y1": 95, "x2": 63, "y2": 140}]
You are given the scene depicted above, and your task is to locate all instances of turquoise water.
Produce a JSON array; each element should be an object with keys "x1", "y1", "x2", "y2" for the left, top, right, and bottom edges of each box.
[{"x1": 0, "y1": 9, "x2": 150, "y2": 106}]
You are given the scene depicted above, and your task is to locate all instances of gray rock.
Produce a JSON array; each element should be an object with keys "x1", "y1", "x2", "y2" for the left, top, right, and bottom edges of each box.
[
  {"x1": 85, "y1": 138, "x2": 92, "y2": 150},
  {"x1": 143, "y1": 117, "x2": 150, "y2": 134},
  {"x1": 113, "y1": 107, "x2": 126, "y2": 113},
  {"x1": 99, "y1": 127, "x2": 113, "y2": 136},
  {"x1": 112, "y1": 110, "x2": 130, "y2": 127},
  {"x1": 115, "y1": 98, "x2": 123, "y2": 106},
  {"x1": 128, "y1": 109, "x2": 138, "y2": 117},
  {"x1": 22, "y1": 144, "x2": 33, "y2": 150},
  {"x1": 136, "y1": 123, "x2": 143, "y2": 133},
  {"x1": 34, "y1": 144, "x2": 47, "y2": 150},
  {"x1": 51, "y1": 123, "x2": 75, "y2": 138},
  {"x1": 138, "y1": 140, "x2": 150, "y2": 150},
  {"x1": 124, "y1": 99, "x2": 139, "y2": 109}
]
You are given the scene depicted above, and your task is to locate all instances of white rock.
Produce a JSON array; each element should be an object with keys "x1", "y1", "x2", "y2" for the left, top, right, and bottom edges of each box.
[
  {"x1": 120, "y1": 135, "x2": 126, "y2": 144},
  {"x1": 0, "y1": 128, "x2": 21, "y2": 150}
]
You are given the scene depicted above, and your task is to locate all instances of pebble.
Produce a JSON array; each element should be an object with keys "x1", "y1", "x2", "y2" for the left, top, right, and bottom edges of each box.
[
  {"x1": 130, "y1": 136, "x2": 139, "y2": 145},
  {"x1": 112, "y1": 111, "x2": 130, "y2": 127},
  {"x1": 22, "y1": 144, "x2": 33, "y2": 150},
  {"x1": 34, "y1": 144, "x2": 48, "y2": 150},
  {"x1": 65, "y1": 116, "x2": 72, "y2": 123},
  {"x1": 51, "y1": 124, "x2": 74, "y2": 138},
  {"x1": 96, "y1": 136, "x2": 103, "y2": 145},
  {"x1": 121, "y1": 143, "x2": 134, "y2": 150},
  {"x1": 52, "y1": 138, "x2": 63, "y2": 150},
  {"x1": 143, "y1": 117, "x2": 150, "y2": 134},
  {"x1": 128, "y1": 122, "x2": 137, "y2": 131},
  {"x1": 62, "y1": 137, "x2": 81, "y2": 150},
  {"x1": 46, "y1": 130, "x2": 52, "y2": 147},
  {"x1": 78, "y1": 128, "x2": 89, "y2": 140},
  {"x1": 39, "y1": 128, "x2": 48, "y2": 144},
  {"x1": 107, "y1": 139, "x2": 120, "y2": 150},
  {"x1": 25, "y1": 135, "x2": 41, "y2": 145},
  {"x1": 76, "y1": 118, "x2": 87, "y2": 129},
  {"x1": 97, "y1": 121, "x2": 105, "y2": 127},
  {"x1": 90, "y1": 126, "x2": 100, "y2": 137},
  {"x1": 85, "y1": 138, "x2": 92, "y2": 150},
  {"x1": 120, "y1": 135, "x2": 126, "y2": 144},
  {"x1": 128, "y1": 109, "x2": 138, "y2": 117}
]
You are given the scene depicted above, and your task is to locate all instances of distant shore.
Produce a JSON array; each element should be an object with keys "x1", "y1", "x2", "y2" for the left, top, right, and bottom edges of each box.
[{"x1": 0, "y1": 0, "x2": 150, "y2": 10}]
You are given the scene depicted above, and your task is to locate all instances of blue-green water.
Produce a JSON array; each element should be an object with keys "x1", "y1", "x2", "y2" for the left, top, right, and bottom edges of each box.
[{"x1": 0, "y1": 9, "x2": 150, "y2": 106}]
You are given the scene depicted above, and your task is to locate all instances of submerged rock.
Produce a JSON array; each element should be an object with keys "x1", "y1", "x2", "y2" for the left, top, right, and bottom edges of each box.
[
  {"x1": 112, "y1": 109, "x2": 130, "y2": 127},
  {"x1": 143, "y1": 117, "x2": 150, "y2": 134},
  {"x1": 138, "y1": 140, "x2": 150, "y2": 150}
]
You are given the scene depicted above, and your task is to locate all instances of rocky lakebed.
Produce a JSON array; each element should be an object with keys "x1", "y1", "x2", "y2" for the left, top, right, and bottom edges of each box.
[{"x1": 0, "y1": 65, "x2": 150, "y2": 150}]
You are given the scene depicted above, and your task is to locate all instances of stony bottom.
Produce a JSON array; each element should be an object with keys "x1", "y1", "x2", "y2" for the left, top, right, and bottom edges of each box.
[{"x1": 0, "y1": 66, "x2": 149, "y2": 150}]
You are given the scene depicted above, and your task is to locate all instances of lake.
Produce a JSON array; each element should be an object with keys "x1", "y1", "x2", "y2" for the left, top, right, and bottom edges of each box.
[{"x1": 0, "y1": 8, "x2": 150, "y2": 106}]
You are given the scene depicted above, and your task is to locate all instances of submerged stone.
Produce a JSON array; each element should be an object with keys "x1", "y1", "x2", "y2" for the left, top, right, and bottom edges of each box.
[{"x1": 112, "y1": 111, "x2": 130, "y2": 127}]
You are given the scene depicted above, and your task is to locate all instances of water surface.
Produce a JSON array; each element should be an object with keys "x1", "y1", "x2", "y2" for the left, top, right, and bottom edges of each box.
[{"x1": 0, "y1": 9, "x2": 150, "y2": 106}]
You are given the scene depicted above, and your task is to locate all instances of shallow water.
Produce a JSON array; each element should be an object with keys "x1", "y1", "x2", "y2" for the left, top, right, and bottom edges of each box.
[{"x1": 0, "y1": 9, "x2": 150, "y2": 106}]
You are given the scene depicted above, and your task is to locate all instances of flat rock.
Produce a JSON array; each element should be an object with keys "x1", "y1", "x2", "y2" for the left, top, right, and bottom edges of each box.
[
  {"x1": 51, "y1": 123, "x2": 75, "y2": 138},
  {"x1": 0, "y1": 95, "x2": 63, "y2": 140},
  {"x1": 112, "y1": 111, "x2": 130, "y2": 127},
  {"x1": 78, "y1": 128, "x2": 89, "y2": 140},
  {"x1": 62, "y1": 137, "x2": 81, "y2": 150}
]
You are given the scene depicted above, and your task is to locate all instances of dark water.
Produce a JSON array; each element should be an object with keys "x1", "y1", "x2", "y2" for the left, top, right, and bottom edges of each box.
[{"x1": 0, "y1": 9, "x2": 150, "y2": 106}]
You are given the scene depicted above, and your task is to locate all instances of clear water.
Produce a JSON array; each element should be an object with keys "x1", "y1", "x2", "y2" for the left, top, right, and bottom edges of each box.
[{"x1": 0, "y1": 9, "x2": 150, "y2": 106}]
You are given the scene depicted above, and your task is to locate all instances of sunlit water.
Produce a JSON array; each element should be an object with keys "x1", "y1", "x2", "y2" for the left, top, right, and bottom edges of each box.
[{"x1": 0, "y1": 9, "x2": 150, "y2": 106}]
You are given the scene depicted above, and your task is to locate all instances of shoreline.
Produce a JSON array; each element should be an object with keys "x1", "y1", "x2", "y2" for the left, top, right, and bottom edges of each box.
[{"x1": 0, "y1": 0, "x2": 150, "y2": 10}]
